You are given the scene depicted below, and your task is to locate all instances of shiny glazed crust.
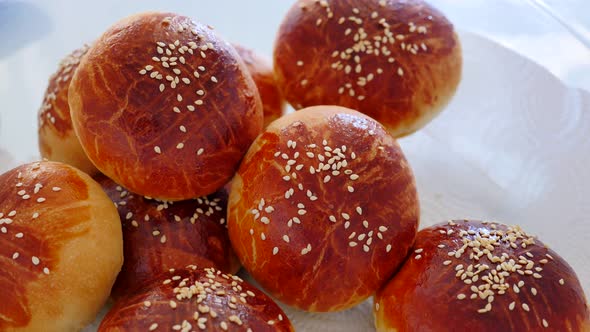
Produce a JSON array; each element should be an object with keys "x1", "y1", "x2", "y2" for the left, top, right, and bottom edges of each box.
[
  {"x1": 98, "y1": 266, "x2": 294, "y2": 332},
  {"x1": 94, "y1": 174, "x2": 240, "y2": 300},
  {"x1": 233, "y1": 44, "x2": 285, "y2": 127},
  {"x1": 38, "y1": 45, "x2": 98, "y2": 175},
  {"x1": 0, "y1": 161, "x2": 123, "y2": 331},
  {"x1": 228, "y1": 106, "x2": 419, "y2": 312},
  {"x1": 274, "y1": 0, "x2": 462, "y2": 137},
  {"x1": 375, "y1": 220, "x2": 590, "y2": 332},
  {"x1": 69, "y1": 12, "x2": 263, "y2": 200}
]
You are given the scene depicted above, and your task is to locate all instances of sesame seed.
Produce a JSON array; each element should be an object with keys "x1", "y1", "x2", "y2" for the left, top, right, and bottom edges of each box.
[
  {"x1": 415, "y1": 255, "x2": 422, "y2": 260},
  {"x1": 348, "y1": 186, "x2": 354, "y2": 192},
  {"x1": 154, "y1": 146, "x2": 162, "y2": 154},
  {"x1": 509, "y1": 301, "x2": 516, "y2": 311},
  {"x1": 350, "y1": 174, "x2": 359, "y2": 180},
  {"x1": 522, "y1": 303, "x2": 530, "y2": 312},
  {"x1": 211, "y1": 76, "x2": 218, "y2": 83},
  {"x1": 12, "y1": 252, "x2": 19, "y2": 259},
  {"x1": 197, "y1": 148, "x2": 204, "y2": 155},
  {"x1": 32, "y1": 256, "x2": 40, "y2": 265},
  {"x1": 15, "y1": 233, "x2": 23, "y2": 238},
  {"x1": 542, "y1": 319, "x2": 549, "y2": 328},
  {"x1": 272, "y1": 247, "x2": 279, "y2": 255},
  {"x1": 176, "y1": 143, "x2": 184, "y2": 149},
  {"x1": 559, "y1": 278, "x2": 564, "y2": 285},
  {"x1": 457, "y1": 294, "x2": 466, "y2": 300},
  {"x1": 37, "y1": 197, "x2": 46, "y2": 203},
  {"x1": 149, "y1": 323, "x2": 158, "y2": 331}
]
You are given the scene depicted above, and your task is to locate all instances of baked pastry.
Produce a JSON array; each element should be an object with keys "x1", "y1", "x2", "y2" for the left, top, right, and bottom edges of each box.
[
  {"x1": 0, "y1": 161, "x2": 123, "y2": 331},
  {"x1": 69, "y1": 12, "x2": 263, "y2": 201},
  {"x1": 375, "y1": 220, "x2": 590, "y2": 331},
  {"x1": 228, "y1": 105, "x2": 419, "y2": 312},
  {"x1": 38, "y1": 45, "x2": 98, "y2": 175},
  {"x1": 233, "y1": 44, "x2": 285, "y2": 127},
  {"x1": 94, "y1": 174, "x2": 240, "y2": 300},
  {"x1": 274, "y1": 0, "x2": 462, "y2": 137},
  {"x1": 98, "y1": 265, "x2": 294, "y2": 332}
]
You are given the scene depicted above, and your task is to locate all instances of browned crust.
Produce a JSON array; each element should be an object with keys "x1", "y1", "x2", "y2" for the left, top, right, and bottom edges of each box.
[
  {"x1": 228, "y1": 106, "x2": 419, "y2": 312},
  {"x1": 0, "y1": 161, "x2": 122, "y2": 331},
  {"x1": 98, "y1": 266, "x2": 294, "y2": 332},
  {"x1": 233, "y1": 44, "x2": 285, "y2": 127},
  {"x1": 274, "y1": 0, "x2": 462, "y2": 137},
  {"x1": 375, "y1": 220, "x2": 590, "y2": 332},
  {"x1": 38, "y1": 45, "x2": 98, "y2": 175},
  {"x1": 94, "y1": 174, "x2": 240, "y2": 300},
  {"x1": 69, "y1": 12, "x2": 263, "y2": 201}
]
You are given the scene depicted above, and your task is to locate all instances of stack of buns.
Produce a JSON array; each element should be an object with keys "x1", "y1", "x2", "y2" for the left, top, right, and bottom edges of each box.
[{"x1": 0, "y1": 0, "x2": 584, "y2": 331}]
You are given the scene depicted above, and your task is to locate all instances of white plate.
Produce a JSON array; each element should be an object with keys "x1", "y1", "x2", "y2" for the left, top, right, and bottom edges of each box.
[{"x1": 0, "y1": 28, "x2": 588, "y2": 331}]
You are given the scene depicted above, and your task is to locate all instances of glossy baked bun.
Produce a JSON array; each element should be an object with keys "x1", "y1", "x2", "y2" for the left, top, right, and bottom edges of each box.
[
  {"x1": 69, "y1": 12, "x2": 263, "y2": 201},
  {"x1": 274, "y1": 0, "x2": 462, "y2": 137},
  {"x1": 94, "y1": 174, "x2": 240, "y2": 300},
  {"x1": 38, "y1": 45, "x2": 98, "y2": 175},
  {"x1": 375, "y1": 220, "x2": 590, "y2": 332},
  {"x1": 0, "y1": 161, "x2": 123, "y2": 331},
  {"x1": 233, "y1": 44, "x2": 285, "y2": 127},
  {"x1": 228, "y1": 105, "x2": 419, "y2": 312},
  {"x1": 99, "y1": 265, "x2": 294, "y2": 332}
]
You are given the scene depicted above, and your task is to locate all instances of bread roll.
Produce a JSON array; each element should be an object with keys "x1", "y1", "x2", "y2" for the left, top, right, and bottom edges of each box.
[
  {"x1": 274, "y1": 0, "x2": 462, "y2": 137},
  {"x1": 94, "y1": 174, "x2": 240, "y2": 300},
  {"x1": 0, "y1": 161, "x2": 123, "y2": 331},
  {"x1": 233, "y1": 44, "x2": 285, "y2": 127},
  {"x1": 69, "y1": 12, "x2": 263, "y2": 201},
  {"x1": 99, "y1": 265, "x2": 294, "y2": 332},
  {"x1": 375, "y1": 220, "x2": 590, "y2": 331},
  {"x1": 228, "y1": 105, "x2": 419, "y2": 312},
  {"x1": 38, "y1": 45, "x2": 98, "y2": 175}
]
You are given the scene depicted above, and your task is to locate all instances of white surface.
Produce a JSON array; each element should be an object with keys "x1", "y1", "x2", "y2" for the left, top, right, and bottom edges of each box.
[{"x1": 0, "y1": 1, "x2": 589, "y2": 331}]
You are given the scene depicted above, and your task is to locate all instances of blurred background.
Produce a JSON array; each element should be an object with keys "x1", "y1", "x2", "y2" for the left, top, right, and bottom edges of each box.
[{"x1": 0, "y1": 0, "x2": 589, "y2": 161}]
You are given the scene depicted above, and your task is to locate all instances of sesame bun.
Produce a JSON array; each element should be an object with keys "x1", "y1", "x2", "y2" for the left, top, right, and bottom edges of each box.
[
  {"x1": 0, "y1": 161, "x2": 123, "y2": 331},
  {"x1": 228, "y1": 105, "x2": 419, "y2": 312},
  {"x1": 98, "y1": 265, "x2": 294, "y2": 332},
  {"x1": 94, "y1": 174, "x2": 240, "y2": 300},
  {"x1": 38, "y1": 45, "x2": 98, "y2": 175},
  {"x1": 233, "y1": 44, "x2": 286, "y2": 128},
  {"x1": 69, "y1": 12, "x2": 263, "y2": 201},
  {"x1": 274, "y1": 0, "x2": 462, "y2": 137},
  {"x1": 375, "y1": 220, "x2": 590, "y2": 332}
]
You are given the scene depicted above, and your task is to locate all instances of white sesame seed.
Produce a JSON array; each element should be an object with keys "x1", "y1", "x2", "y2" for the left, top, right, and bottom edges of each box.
[
  {"x1": 348, "y1": 186, "x2": 354, "y2": 192},
  {"x1": 43, "y1": 267, "x2": 50, "y2": 275},
  {"x1": 542, "y1": 319, "x2": 549, "y2": 328},
  {"x1": 197, "y1": 148, "x2": 204, "y2": 155},
  {"x1": 272, "y1": 247, "x2": 279, "y2": 255},
  {"x1": 154, "y1": 146, "x2": 162, "y2": 154},
  {"x1": 559, "y1": 278, "x2": 564, "y2": 285},
  {"x1": 386, "y1": 244, "x2": 392, "y2": 252},
  {"x1": 12, "y1": 252, "x2": 19, "y2": 259},
  {"x1": 32, "y1": 256, "x2": 40, "y2": 265}
]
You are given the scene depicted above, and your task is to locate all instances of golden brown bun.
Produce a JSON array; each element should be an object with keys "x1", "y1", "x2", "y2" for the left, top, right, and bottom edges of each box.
[
  {"x1": 233, "y1": 44, "x2": 286, "y2": 128},
  {"x1": 94, "y1": 174, "x2": 240, "y2": 300},
  {"x1": 0, "y1": 161, "x2": 123, "y2": 331},
  {"x1": 228, "y1": 105, "x2": 419, "y2": 312},
  {"x1": 98, "y1": 265, "x2": 294, "y2": 332},
  {"x1": 69, "y1": 12, "x2": 263, "y2": 201},
  {"x1": 375, "y1": 220, "x2": 590, "y2": 332},
  {"x1": 38, "y1": 45, "x2": 98, "y2": 175},
  {"x1": 274, "y1": 0, "x2": 462, "y2": 137}
]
